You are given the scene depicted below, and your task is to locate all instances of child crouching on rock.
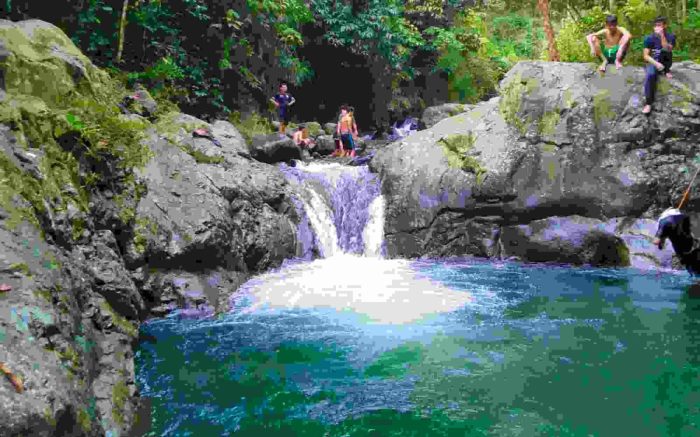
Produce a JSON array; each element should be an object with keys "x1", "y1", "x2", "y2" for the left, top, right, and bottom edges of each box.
[{"x1": 292, "y1": 125, "x2": 315, "y2": 149}]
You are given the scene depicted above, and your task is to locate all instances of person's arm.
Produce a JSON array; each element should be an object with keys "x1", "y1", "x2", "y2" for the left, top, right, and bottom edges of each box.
[
  {"x1": 352, "y1": 120, "x2": 358, "y2": 137},
  {"x1": 586, "y1": 29, "x2": 605, "y2": 53},
  {"x1": 270, "y1": 96, "x2": 279, "y2": 107},
  {"x1": 643, "y1": 39, "x2": 664, "y2": 70},
  {"x1": 654, "y1": 221, "x2": 670, "y2": 249},
  {"x1": 288, "y1": 96, "x2": 296, "y2": 106},
  {"x1": 618, "y1": 27, "x2": 632, "y2": 50}
]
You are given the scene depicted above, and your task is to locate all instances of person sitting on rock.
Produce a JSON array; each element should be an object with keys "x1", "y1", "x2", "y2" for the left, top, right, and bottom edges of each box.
[
  {"x1": 586, "y1": 15, "x2": 632, "y2": 72},
  {"x1": 292, "y1": 125, "x2": 315, "y2": 149},
  {"x1": 654, "y1": 206, "x2": 700, "y2": 275},
  {"x1": 336, "y1": 105, "x2": 358, "y2": 158},
  {"x1": 642, "y1": 16, "x2": 676, "y2": 114}
]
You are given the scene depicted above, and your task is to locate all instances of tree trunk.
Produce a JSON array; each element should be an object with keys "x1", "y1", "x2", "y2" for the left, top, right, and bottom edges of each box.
[
  {"x1": 537, "y1": 0, "x2": 560, "y2": 61},
  {"x1": 115, "y1": 0, "x2": 130, "y2": 64}
]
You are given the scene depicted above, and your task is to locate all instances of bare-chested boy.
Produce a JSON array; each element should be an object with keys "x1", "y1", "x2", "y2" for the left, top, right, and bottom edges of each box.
[{"x1": 586, "y1": 15, "x2": 632, "y2": 72}]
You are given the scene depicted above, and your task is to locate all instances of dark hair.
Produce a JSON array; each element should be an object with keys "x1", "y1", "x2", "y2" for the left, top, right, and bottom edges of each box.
[
  {"x1": 654, "y1": 16, "x2": 667, "y2": 25},
  {"x1": 340, "y1": 104, "x2": 349, "y2": 111},
  {"x1": 606, "y1": 15, "x2": 617, "y2": 25},
  {"x1": 279, "y1": 82, "x2": 288, "y2": 88},
  {"x1": 297, "y1": 124, "x2": 306, "y2": 130},
  {"x1": 349, "y1": 106, "x2": 355, "y2": 113}
]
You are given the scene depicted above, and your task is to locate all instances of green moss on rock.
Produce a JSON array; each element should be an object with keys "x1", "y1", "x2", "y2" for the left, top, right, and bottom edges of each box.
[
  {"x1": 100, "y1": 301, "x2": 138, "y2": 338},
  {"x1": 592, "y1": 89, "x2": 615, "y2": 125},
  {"x1": 499, "y1": 73, "x2": 538, "y2": 134},
  {"x1": 112, "y1": 380, "x2": 129, "y2": 427},
  {"x1": 538, "y1": 109, "x2": 560, "y2": 136},
  {"x1": 438, "y1": 133, "x2": 487, "y2": 183}
]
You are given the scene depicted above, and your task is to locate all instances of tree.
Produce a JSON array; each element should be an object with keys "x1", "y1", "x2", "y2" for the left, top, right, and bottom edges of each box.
[{"x1": 537, "y1": 0, "x2": 560, "y2": 61}]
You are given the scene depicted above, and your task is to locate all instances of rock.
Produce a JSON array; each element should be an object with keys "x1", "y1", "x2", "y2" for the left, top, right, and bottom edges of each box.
[
  {"x1": 323, "y1": 122, "x2": 337, "y2": 135},
  {"x1": 371, "y1": 60, "x2": 700, "y2": 263},
  {"x1": 250, "y1": 133, "x2": 302, "y2": 163},
  {"x1": 421, "y1": 103, "x2": 472, "y2": 128},
  {"x1": 315, "y1": 134, "x2": 337, "y2": 155}
]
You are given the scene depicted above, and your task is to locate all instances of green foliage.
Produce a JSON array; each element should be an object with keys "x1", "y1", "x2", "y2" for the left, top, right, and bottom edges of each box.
[
  {"x1": 230, "y1": 111, "x2": 274, "y2": 145},
  {"x1": 437, "y1": 133, "x2": 486, "y2": 183},
  {"x1": 9, "y1": 262, "x2": 31, "y2": 276}
]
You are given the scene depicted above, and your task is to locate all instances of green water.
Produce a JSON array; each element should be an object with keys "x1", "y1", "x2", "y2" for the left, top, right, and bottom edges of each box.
[{"x1": 135, "y1": 259, "x2": 700, "y2": 436}]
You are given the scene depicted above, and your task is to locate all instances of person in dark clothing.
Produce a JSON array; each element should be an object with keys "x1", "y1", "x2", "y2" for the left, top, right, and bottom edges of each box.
[
  {"x1": 270, "y1": 82, "x2": 296, "y2": 135},
  {"x1": 654, "y1": 207, "x2": 700, "y2": 275},
  {"x1": 642, "y1": 16, "x2": 676, "y2": 114}
]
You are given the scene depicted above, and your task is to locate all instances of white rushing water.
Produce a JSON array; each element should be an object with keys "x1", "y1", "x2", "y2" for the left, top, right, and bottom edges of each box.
[{"x1": 233, "y1": 161, "x2": 471, "y2": 325}]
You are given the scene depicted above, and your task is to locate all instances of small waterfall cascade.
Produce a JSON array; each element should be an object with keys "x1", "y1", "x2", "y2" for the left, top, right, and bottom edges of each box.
[{"x1": 279, "y1": 161, "x2": 385, "y2": 258}]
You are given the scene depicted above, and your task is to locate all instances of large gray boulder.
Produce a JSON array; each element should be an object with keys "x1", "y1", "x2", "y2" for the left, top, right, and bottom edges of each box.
[
  {"x1": 250, "y1": 133, "x2": 302, "y2": 163},
  {"x1": 370, "y1": 61, "x2": 700, "y2": 268}
]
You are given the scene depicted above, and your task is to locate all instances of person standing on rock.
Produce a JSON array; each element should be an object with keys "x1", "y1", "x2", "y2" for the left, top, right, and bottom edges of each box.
[
  {"x1": 336, "y1": 105, "x2": 358, "y2": 158},
  {"x1": 270, "y1": 82, "x2": 296, "y2": 136},
  {"x1": 642, "y1": 16, "x2": 676, "y2": 114},
  {"x1": 586, "y1": 15, "x2": 632, "y2": 72}
]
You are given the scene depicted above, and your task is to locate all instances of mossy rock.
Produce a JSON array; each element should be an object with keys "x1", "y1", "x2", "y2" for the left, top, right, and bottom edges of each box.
[
  {"x1": 0, "y1": 20, "x2": 110, "y2": 103},
  {"x1": 499, "y1": 73, "x2": 538, "y2": 134},
  {"x1": 303, "y1": 121, "x2": 323, "y2": 137},
  {"x1": 538, "y1": 109, "x2": 560, "y2": 136}
]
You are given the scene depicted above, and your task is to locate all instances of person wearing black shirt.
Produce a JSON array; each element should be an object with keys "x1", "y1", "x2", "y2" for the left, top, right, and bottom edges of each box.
[
  {"x1": 654, "y1": 207, "x2": 700, "y2": 274},
  {"x1": 642, "y1": 16, "x2": 676, "y2": 114},
  {"x1": 270, "y1": 82, "x2": 296, "y2": 135}
]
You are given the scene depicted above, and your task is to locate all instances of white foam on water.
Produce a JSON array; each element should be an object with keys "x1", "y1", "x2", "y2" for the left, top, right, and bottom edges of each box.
[{"x1": 237, "y1": 255, "x2": 473, "y2": 325}]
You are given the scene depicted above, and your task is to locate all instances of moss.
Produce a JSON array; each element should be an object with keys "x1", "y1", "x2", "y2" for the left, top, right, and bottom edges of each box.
[
  {"x1": 100, "y1": 301, "x2": 138, "y2": 338},
  {"x1": 671, "y1": 84, "x2": 693, "y2": 109},
  {"x1": 537, "y1": 109, "x2": 560, "y2": 136},
  {"x1": 77, "y1": 408, "x2": 92, "y2": 432},
  {"x1": 617, "y1": 242, "x2": 631, "y2": 266},
  {"x1": 438, "y1": 133, "x2": 487, "y2": 183},
  {"x1": 656, "y1": 79, "x2": 671, "y2": 96},
  {"x1": 498, "y1": 73, "x2": 537, "y2": 134},
  {"x1": 304, "y1": 121, "x2": 322, "y2": 137},
  {"x1": 43, "y1": 407, "x2": 57, "y2": 427},
  {"x1": 9, "y1": 262, "x2": 31, "y2": 276},
  {"x1": 71, "y1": 217, "x2": 85, "y2": 241},
  {"x1": 547, "y1": 161, "x2": 557, "y2": 181},
  {"x1": 625, "y1": 76, "x2": 635, "y2": 85},
  {"x1": 133, "y1": 217, "x2": 158, "y2": 254},
  {"x1": 592, "y1": 89, "x2": 615, "y2": 125},
  {"x1": 112, "y1": 380, "x2": 129, "y2": 427},
  {"x1": 33, "y1": 289, "x2": 52, "y2": 302},
  {"x1": 540, "y1": 143, "x2": 557, "y2": 153},
  {"x1": 184, "y1": 146, "x2": 225, "y2": 164},
  {"x1": 229, "y1": 111, "x2": 274, "y2": 145},
  {"x1": 56, "y1": 344, "x2": 80, "y2": 373},
  {"x1": 114, "y1": 194, "x2": 135, "y2": 224},
  {"x1": 448, "y1": 104, "x2": 466, "y2": 117},
  {"x1": 563, "y1": 89, "x2": 577, "y2": 110}
]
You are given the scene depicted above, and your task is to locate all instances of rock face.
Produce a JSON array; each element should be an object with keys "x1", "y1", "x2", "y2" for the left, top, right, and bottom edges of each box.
[
  {"x1": 421, "y1": 103, "x2": 472, "y2": 128},
  {"x1": 370, "y1": 61, "x2": 700, "y2": 268},
  {"x1": 0, "y1": 19, "x2": 304, "y2": 436},
  {"x1": 250, "y1": 133, "x2": 302, "y2": 163}
]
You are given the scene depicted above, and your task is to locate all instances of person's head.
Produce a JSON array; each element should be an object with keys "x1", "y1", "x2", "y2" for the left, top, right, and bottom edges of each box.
[
  {"x1": 605, "y1": 15, "x2": 618, "y2": 32},
  {"x1": 654, "y1": 16, "x2": 667, "y2": 32},
  {"x1": 340, "y1": 104, "x2": 349, "y2": 116},
  {"x1": 279, "y1": 82, "x2": 288, "y2": 93}
]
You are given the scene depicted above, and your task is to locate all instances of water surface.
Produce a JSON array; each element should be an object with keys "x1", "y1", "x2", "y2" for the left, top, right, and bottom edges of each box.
[{"x1": 136, "y1": 258, "x2": 700, "y2": 436}]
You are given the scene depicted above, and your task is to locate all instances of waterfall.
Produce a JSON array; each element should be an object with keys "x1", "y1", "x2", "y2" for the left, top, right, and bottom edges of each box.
[{"x1": 280, "y1": 161, "x2": 384, "y2": 258}]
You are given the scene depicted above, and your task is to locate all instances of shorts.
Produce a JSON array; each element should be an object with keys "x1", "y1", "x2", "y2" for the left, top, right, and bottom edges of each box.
[
  {"x1": 602, "y1": 44, "x2": 626, "y2": 64},
  {"x1": 278, "y1": 110, "x2": 291, "y2": 124},
  {"x1": 340, "y1": 133, "x2": 355, "y2": 150}
]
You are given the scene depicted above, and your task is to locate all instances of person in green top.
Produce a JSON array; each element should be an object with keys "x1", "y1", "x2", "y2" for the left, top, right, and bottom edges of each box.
[{"x1": 586, "y1": 15, "x2": 632, "y2": 72}]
